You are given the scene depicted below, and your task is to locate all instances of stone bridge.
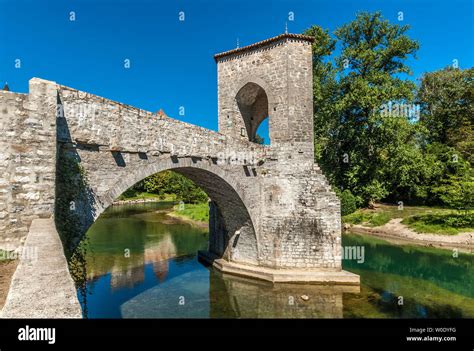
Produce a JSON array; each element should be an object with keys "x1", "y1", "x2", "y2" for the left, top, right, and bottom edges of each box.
[{"x1": 0, "y1": 33, "x2": 359, "y2": 284}]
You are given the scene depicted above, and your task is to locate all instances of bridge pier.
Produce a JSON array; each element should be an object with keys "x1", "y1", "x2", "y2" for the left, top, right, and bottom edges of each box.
[{"x1": 199, "y1": 253, "x2": 360, "y2": 285}]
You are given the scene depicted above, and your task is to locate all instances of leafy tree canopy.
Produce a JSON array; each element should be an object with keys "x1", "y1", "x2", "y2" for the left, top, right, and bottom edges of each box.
[{"x1": 305, "y1": 12, "x2": 472, "y2": 210}]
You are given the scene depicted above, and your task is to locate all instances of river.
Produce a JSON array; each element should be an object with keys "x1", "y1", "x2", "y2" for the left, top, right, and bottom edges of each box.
[{"x1": 74, "y1": 202, "x2": 474, "y2": 318}]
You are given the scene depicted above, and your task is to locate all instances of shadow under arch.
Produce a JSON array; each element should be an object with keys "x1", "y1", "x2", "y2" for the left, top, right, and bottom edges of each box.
[{"x1": 96, "y1": 158, "x2": 260, "y2": 266}]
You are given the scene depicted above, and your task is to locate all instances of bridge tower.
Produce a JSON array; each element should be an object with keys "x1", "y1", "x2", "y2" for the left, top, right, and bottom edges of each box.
[
  {"x1": 208, "y1": 34, "x2": 359, "y2": 283},
  {"x1": 215, "y1": 33, "x2": 314, "y2": 160}
]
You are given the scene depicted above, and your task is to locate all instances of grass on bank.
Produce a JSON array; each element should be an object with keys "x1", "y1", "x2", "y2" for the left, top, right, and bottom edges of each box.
[
  {"x1": 343, "y1": 204, "x2": 474, "y2": 235},
  {"x1": 171, "y1": 202, "x2": 209, "y2": 223},
  {"x1": 118, "y1": 189, "x2": 209, "y2": 223},
  {"x1": 401, "y1": 213, "x2": 474, "y2": 235}
]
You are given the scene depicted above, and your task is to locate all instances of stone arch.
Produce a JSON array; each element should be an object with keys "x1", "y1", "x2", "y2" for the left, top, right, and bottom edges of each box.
[
  {"x1": 234, "y1": 76, "x2": 276, "y2": 106},
  {"x1": 234, "y1": 77, "x2": 275, "y2": 144},
  {"x1": 95, "y1": 157, "x2": 259, "y2": 265}
]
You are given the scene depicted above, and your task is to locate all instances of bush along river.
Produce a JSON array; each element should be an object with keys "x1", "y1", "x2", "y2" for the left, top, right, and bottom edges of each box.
[{"x1": 72, "y1": 202, "x2": 474, "y2": 318}]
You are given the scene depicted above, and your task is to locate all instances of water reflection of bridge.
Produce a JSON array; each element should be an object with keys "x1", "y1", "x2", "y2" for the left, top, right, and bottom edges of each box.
[
  {"x1": 117, "y1": 260, "x2": 360, "y2": 318},
  {"x1": 209, "y1": 271, "x2": 359, "y2": 318},
  {"x1": 108, "y1": 234, "x2": 177, "y2": 290}
]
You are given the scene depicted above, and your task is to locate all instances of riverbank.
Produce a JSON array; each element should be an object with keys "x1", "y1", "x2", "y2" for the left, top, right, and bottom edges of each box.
[
  {"x1": 166, "y1": 203, "x2": 209, "y2": 229},
  {"x1": 166, "y1": 211, "x2": 208, "y2": 229},
  {"x1": 113, "y1": 193, "x2": 175, "y2": 205},
  {"x1": 342, "y1": 204, "x2": 473, "y2": 251},
  {"x1": 113, "y1": 197, "x2": 164, "y2": 205},
  {"x1": 346, "y1": 219, "x2": 473, "y2": 252},
  {"x1": 0, "y1": 257, "x2": 18, "y2": 310},
  {"x1": 343, "y1": 204, "x2": 474, "y2": 233},
  {"x1": 111, "y1": 195, "x2": 209, "y2": 229}
]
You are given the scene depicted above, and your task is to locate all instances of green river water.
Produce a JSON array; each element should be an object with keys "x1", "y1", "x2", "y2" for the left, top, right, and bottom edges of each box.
[{"x1": 75, "y1": 202, "x2": 473, "y2": 318}]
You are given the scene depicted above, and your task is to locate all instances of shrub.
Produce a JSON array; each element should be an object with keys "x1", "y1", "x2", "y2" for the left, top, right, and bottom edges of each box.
[
  {"x1": 405, "y1": 213, "x2": 474, "y2": 228},
  {"x1": 432, "y1": 174, "x2": 474, "y2": 212},
  {"x1": 340, "y1": 189, "x2": 357, "y2": 216}
]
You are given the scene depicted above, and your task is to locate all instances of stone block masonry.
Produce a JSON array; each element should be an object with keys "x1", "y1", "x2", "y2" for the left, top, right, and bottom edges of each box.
[
  {"x1": 0, "y1": 33, "x2": 359, "y2": 287},
  {"x1": 0, "y1": 79, "x2": 57, "y2": 251}
]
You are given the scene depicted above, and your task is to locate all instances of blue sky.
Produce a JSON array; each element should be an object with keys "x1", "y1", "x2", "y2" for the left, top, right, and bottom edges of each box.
[{"x1": 1, "y1": 0, "x2": 472, "y2": 133}]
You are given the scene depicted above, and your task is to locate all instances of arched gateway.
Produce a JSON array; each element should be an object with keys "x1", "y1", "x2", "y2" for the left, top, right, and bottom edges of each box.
[{"x1": 0, "y1": 33, "x2": 359, "y2": 284}]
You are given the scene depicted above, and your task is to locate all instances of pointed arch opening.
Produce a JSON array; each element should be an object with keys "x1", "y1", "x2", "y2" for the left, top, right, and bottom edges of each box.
[{"x1": 236, "y1": 82, "x2": 270, "y2": 144}]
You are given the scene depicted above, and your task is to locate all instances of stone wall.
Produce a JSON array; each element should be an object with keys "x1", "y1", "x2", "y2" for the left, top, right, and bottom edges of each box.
[{"x1": 0, "y1": 79, "x2": 57, "y2": 250}]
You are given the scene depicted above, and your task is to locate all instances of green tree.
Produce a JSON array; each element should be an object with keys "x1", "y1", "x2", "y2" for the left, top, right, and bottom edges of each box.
[
  {"x1": 309, "y1": 12, "x2": 420, "y2": 205},
  {"x1": 432, "y1": 173, "x2": 474, "y2": 213},
  {"x1": 377, "y1": 118, "x2": 434, "y2": 203},
  {"x1": 339, "y1": 189, "x2": 357, "y2": 216},
  {"x1": 304, "y1": 13, "x2": 474, "y2": 210},
  {"x1": 304, "y1": 25, "x2": 338, "y2": 162},
  {"x1": 143, "y1": 171, "x2": 208, "y2": 203},
  {"x1": 423, "y1": 143, "x2": 472, "y2": 204},
  {"x1": 417, "y1": 67, "x2": 474, "y2": 165}
]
